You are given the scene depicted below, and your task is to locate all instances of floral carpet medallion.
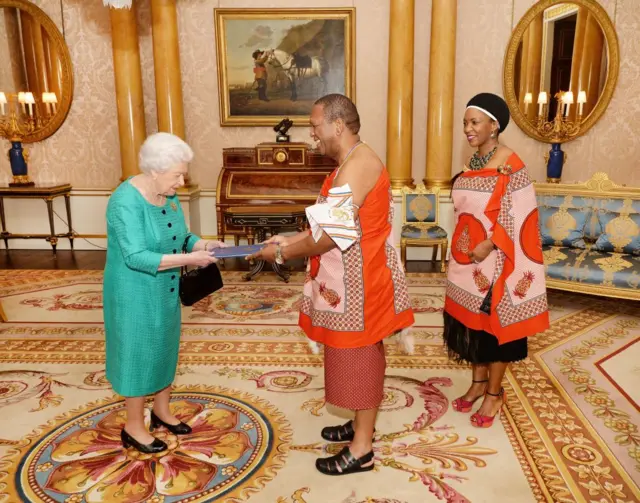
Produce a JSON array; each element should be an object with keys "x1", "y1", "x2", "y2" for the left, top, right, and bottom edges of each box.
[
  {"x1": 6, "y1": 386, "x2": 290, "y2": 503},
  {"x1": 188, "y1": 285, "x2": 302, "y2": 321},
  {"x1": 20, "y1": 290, "x2": 103, "y2": 312},
  {"x1": 1, "y1": 270, "x2": 639, "y2": 502}
]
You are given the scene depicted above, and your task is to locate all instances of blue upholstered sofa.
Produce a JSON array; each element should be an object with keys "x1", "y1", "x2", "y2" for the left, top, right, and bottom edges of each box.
[{"x1": 535, "y1": 172, "x2": 640, "y2": 300}]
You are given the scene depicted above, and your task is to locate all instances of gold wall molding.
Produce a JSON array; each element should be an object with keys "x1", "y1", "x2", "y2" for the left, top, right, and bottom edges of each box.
[{"x1": 544, "y1": 3, "x2": 579, "y2": 21}]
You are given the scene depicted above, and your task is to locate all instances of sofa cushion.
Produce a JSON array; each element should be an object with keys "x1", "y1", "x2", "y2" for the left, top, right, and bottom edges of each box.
[
  {"x1": 592, "y1": 199, "x2": 640, "y2": 256},
  {"x1": 538, "y1": 205, "x2": 591, "y2": 248},
  {"x1": 543, "y1": 245, "x2": 640, "y2": 291}
]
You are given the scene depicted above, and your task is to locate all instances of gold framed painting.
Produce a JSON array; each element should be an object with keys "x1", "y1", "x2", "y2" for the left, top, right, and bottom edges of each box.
[{"x1": 214, "y1": 8, "x2": 356, "y2": 126}]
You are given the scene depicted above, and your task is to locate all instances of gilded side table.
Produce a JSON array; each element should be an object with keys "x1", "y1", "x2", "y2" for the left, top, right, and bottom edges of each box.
[{"x1": 0, "y1": 184, "x2": 73, "y2": 254}]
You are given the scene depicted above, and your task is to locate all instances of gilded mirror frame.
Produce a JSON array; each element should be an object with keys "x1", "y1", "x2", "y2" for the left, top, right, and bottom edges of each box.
[
  {"x1": 503, "y1": 0, "x2": 619, "y2": 144},
  {"x1": 0, "y1": 0, "x2": 73, "y2": 143}
]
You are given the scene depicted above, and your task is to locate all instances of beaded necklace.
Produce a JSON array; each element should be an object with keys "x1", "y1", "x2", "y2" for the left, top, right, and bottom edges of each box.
[
  {"x1": 469, "y1": 145, "x2": 498, "y2": 171},
  {"x1": 335, "y1": 140, "x2": 364, "y2": 177}
]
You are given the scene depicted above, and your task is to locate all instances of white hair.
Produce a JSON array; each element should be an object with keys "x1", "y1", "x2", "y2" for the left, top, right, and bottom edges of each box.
[{"x1": 138, "y1": 132, "x2": 194, "y2": 175}]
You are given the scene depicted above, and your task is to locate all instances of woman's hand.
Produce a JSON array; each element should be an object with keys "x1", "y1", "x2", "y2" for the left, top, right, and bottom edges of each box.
[
  {"x1": 468, "y1": 239, "x2": 495, "y2": 264},
  {"x1": 263, "y1": 234, "x2": 291, "y2": 247},
  {"x1": 189, "y1": 250, "x2": 219, "y2": 267},
  {"x1": 206, "y1": 240, "x2": 227, "y2": 250}
]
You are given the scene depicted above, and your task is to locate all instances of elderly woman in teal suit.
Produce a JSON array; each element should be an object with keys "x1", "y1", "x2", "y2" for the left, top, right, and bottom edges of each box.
[{"x1": 103, "y1": 132, "x2": 224, "y2": 454}]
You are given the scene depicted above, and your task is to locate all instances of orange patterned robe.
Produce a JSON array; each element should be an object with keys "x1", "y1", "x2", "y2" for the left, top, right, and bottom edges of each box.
[
  {"x1": 299, "y1": 168, "x2": 415, "y2": 348},
  {"x1": 445, "y1": 153, "x2": 549, "y2": 344}
]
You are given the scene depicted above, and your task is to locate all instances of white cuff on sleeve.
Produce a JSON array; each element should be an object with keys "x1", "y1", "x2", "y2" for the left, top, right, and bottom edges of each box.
[{"x1": 305, "y1": 183, "x2": 360, "y2": 251}]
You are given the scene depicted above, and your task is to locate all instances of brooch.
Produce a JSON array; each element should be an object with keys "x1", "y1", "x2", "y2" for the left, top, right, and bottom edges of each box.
[
  {"x1": 170, "y1": 202, "x2": 177, "y2": 212},
  {"x1": 497, "y1": 164, "x2": 513, "y2": 175}
]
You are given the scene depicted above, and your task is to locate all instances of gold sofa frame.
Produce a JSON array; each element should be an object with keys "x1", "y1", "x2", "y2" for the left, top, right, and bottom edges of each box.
[{"x1": 534, "y1": 172, "x2": 640, "y2": 301}]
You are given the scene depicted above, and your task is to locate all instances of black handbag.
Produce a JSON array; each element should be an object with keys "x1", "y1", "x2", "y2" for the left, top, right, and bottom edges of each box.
[
  {"x1": 479, "y1": 283, "x2": 493, "y2": 315},
  {"x1": 178, "y1": 235, "x2": 224, "y2": 306}
]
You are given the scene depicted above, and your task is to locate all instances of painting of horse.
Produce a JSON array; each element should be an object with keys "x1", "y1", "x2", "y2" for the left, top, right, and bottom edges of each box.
[
  {"x1": 215, "y1": 8, "x2": 355, "y2": 126},
  {"x1": 266, "y1": 49, "x2": 330, "y2": 101}
]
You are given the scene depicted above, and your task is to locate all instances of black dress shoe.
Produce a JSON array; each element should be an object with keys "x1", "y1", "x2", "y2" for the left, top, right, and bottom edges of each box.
[
  {"x1": 150, "y1": 410, "x2": 192, "y2": 435},
  {"x1": 121, "y1": 428, "x2": 167, "y2": 453}
]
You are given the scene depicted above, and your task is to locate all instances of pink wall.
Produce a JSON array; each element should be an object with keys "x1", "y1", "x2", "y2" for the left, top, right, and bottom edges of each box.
[{"x1": 1, "y1": 0, "x2": 638, "y2": 189}]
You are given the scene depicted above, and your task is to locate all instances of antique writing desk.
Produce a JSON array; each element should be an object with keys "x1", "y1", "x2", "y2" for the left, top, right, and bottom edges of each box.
[
  {"x1": 0, "y1": 184, "x2": 73, "y2": 254},
  {"x1": 217, "y1": 142, "x2": 336, "y2": 281},
  {"x1": 223, "y1": 205, "x2": 307, "y2": 282}
]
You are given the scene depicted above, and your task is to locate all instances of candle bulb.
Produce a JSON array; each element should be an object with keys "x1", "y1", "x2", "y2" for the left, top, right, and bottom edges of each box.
[
  {"x1": 0, "y1": 92, "x2": 6, "y2": 116},
  {"x1": 42, "y1": 92, "x2": 51, "y2": 114},
  {"x1": 577, "y1": 90, "x2": 587, "y2": 116},
  {"x1": 537, "y1": 91, "x2": 547, "y2": 116},
  {"x1": 563, "y1": 91, "x2": 574, "y2": 117},
  {"x1": 25, "y1": 92, "x2": 35, "y2": 117},
  {"x1": 42, "y1": 92, "x2": 57, "y2": 115},
  {"x1": 524, "y1": 92, "x2": 532, "y2": 113},
  {"x1": 18, "y1": 92, "x2": 26, "y2": 114},
  {"x1": 24, "y1": 93, "x2": 36, "y2": 117}
]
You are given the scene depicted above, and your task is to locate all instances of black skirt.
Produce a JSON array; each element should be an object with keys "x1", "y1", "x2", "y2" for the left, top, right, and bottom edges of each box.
[{"x1": 443, "y1": 311, "x2": 527, "y2": 364}]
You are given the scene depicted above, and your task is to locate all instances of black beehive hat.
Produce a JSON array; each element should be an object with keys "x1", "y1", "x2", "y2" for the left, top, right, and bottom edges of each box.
[{"x1": 466, "y1": 93, "x2": 510, "y2": 132}]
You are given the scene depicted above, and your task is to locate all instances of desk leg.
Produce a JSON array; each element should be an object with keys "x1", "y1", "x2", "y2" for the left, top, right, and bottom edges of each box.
[
  {"x1": 45, "y1": 198, "x2": 57, "y2": 254},
  {"x1": 244, "y1": 228, "x2": 265, "y2": 282},
  {"x1": 0, "y1": 197, "x2": 7, "y2": 249},
  {"x1": 269, "y1": 226, "x2": 290, "y2": 283},
  {"x1": 272, "y1": 260, "x2": 290, "y2": 283},
  {"x1": 64, "y1": 194, "x2": 74, "y2": 249}
]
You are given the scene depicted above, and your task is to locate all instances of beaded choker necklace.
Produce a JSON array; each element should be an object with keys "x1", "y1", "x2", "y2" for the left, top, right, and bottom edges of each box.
[{"x1": 469, "y1": 146, "x2": 498, "y2": 171}]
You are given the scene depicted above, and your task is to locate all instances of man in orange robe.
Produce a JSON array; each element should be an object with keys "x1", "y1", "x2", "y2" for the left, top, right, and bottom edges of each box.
[{"x1": 248, "y1": 93, "x2": 414, "y2": 476}]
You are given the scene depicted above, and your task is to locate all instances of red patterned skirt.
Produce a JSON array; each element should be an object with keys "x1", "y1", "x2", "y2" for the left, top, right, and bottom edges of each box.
[{"x1": 324, "y1": 342, "x2": 386, "y2": 410}]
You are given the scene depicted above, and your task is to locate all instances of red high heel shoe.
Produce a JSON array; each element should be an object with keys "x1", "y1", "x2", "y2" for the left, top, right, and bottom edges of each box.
[
  {"x1": 452, "y1": 379, "x2": 488, "y2": 413},
  {"x1": 470, "y1": 388, "x2": 504, "y2": 428}
]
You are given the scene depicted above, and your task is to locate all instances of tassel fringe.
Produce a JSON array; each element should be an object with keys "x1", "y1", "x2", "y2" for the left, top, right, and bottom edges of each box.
[
  {"x1": 395, "y1": 327, "x2": 414, "y2": 355},
  {"x1": 442, "y1": 311, "x2": 480, "y2": 364}
]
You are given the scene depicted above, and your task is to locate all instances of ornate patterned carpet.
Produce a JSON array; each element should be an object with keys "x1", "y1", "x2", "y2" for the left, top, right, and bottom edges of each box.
[{"x1": 0, "y1": 270, "x2": 638, "y2": 503}]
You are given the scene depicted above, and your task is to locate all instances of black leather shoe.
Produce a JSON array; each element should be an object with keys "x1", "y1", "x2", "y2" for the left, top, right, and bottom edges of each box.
[
  {"x1": 150, "y1": 410, "x2": 192, "y2": 435},
  {"x1": 121, "y1": 428, "x2": 167, "y2": 453}
]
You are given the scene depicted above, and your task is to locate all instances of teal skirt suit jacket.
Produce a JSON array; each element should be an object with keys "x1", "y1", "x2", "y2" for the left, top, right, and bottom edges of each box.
[{"x1": 103, "y1": 180, "x2": 200, "y2": 397}]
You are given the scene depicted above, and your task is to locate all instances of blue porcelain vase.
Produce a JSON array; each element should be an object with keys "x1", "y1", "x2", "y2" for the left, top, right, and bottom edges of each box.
[
  {"x1": 546, "y1": 143, "x2": 564, "y2": 183},
  {"x1": 8, "y1": 141, "x2": 33, "y2": 186}
]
